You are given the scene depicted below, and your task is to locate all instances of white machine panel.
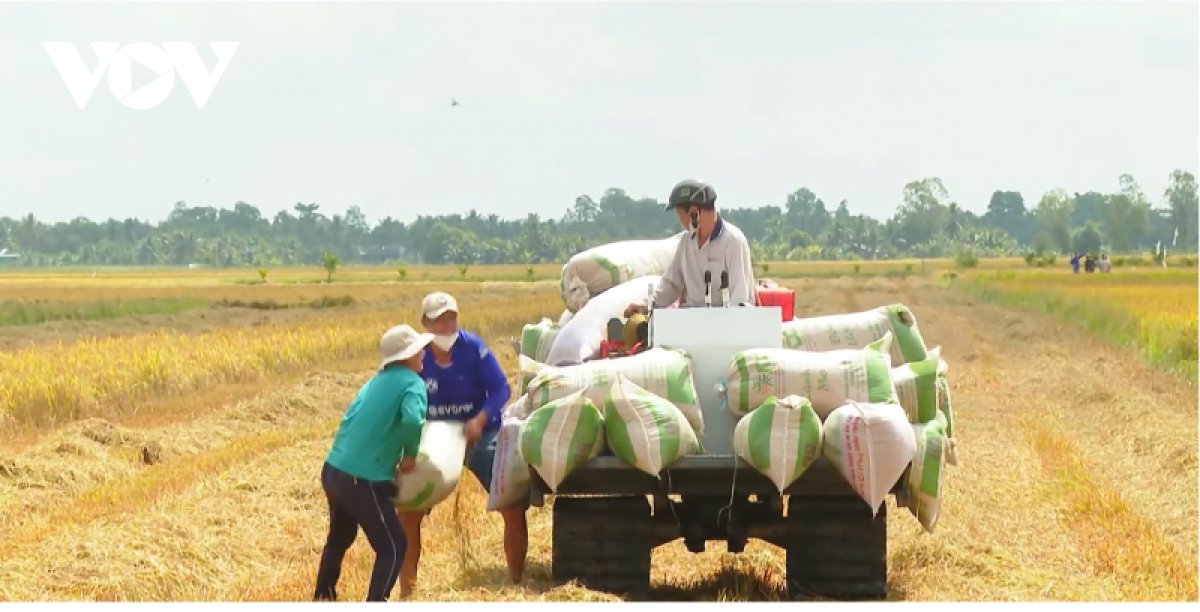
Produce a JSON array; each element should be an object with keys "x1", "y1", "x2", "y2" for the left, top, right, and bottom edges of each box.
[{"x1": 648, "y1": 307, "x2": 782, "y2": 457}]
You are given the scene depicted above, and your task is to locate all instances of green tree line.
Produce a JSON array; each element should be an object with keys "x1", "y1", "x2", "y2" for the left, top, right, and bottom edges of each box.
[{"x1": 1, "y1": 170, "x2": 1194, "y2": 267}]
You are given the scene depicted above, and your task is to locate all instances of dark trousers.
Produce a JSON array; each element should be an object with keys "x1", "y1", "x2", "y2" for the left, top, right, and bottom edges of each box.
[{"x1": 313, "y1": 462, "x2": 407, "y2": 602}]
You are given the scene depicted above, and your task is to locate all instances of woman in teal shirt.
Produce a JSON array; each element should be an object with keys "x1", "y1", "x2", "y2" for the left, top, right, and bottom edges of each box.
[{"x1": 313, "y1": 324, "x2": 433, "y2": 602}]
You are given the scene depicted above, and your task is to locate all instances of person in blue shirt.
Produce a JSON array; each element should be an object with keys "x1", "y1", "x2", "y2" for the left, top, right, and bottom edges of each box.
[
  {"x1": 313, "y1": 324, "x2": 433, "y2": 602},
  {"x1": 396, "y1": 291, "x2": 519, "y2": 596}
]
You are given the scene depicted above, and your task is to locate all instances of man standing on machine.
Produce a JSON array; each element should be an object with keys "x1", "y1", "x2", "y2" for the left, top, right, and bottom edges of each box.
[{"x1": 625, "y1": 179, "x2": 757, "y2": 317}]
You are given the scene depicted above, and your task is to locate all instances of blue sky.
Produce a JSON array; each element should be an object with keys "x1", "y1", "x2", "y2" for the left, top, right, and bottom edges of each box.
[{"x1": 0, "y1": 1, "x2": 1195, "y2": 224}]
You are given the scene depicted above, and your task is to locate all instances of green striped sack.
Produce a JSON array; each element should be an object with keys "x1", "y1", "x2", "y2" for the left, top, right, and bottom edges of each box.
[
  {"x1": 891, "y1": 346, "x2": 944, "y2": 423},
  {"x1": 936, "y1": 374, "x2": 957, "y2": 467},
  {"x1": 559, "y1": 234, "x2": 682, "y2": 312},
  {"x1": 518, "y1": 389, "x2": 605, "y2": 492},
  {"x1": 526, "y1": 347, "x2": 704, "y2": 437},
  {"x1": 900, "y1": 415, "x2": 948, "y2": 533},
  {"x1": 726, "y1": 332, "x2": 899, "y2": 419},
  {"x1": 518, "y1": 355, "x2": 548, "y2": 395},
  {"x1": 732, "y1": 395, "x2": 823, "y2": 494},
  {"x1": 781, "y1": 304, "x2": 929, "y2": 366},
  {"x1": 603, "y1": 373, "x2": 700, "y2": 477},
  {"x1": 520, "y1": 318, "x2": 561, "y2": 363}
]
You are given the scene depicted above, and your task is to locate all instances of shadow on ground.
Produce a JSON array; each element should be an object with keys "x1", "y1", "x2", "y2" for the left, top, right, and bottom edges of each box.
[
  {"x1": 456, "y1": 560, "x2": 552, "y2": 591},
  {"x1": 650, "y1": 563, "x2": 787, "y2": 601},
  {"x1": 456, "y1": 559, "x2": 907, "y2": 602}
]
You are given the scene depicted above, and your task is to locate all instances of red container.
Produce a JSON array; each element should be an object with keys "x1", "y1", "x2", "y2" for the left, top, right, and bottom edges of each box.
[{"x1": 757, "y1": 287, "x2": 796, "y2": 322}]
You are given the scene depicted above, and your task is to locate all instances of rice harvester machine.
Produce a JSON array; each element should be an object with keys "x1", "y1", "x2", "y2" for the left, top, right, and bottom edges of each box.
[{"x1": 527, "y1": 272, "x2": 898, "y2": 601}]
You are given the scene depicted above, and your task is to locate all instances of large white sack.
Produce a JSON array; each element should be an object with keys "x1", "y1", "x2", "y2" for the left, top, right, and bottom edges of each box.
[
  {"x1": 395, "y1": 420, "x2": 468, "y2": 513},
  {"x1": 603, "y1": 373, "x2": 700, "y2": 476},
  {"x1": 891, "y1": 346, "x2": 944, "y2": 424},
  {"x1": 781, "y1": 304, "x2": 930, "y2": 366},
  {"x1": 487, "y1": 415, "x2": 532, "y2": 511},
  {"x1": 559, "y1": 234, "x2": 683, "y2": 312},
  {"x1": 898, "y1": 415, "x2": 948, "y2": 533},
  {"x1": 525, "y1": 347, "x2": 704, "y2": 437},
  {"x1": 822, "y1": 401, "x2": 916, "y2": 516},
  {"x1": 733, "y1": 395, "x2": 824, "y2": 494},
  {"x1": 725, "y1": 333, "x2": 899, "y2": 420},
  {"x1": 546, "y1": 275, "x2": 661, "y2": 367},
  {"x1": 520, "y1": 318, "x2": 561, "y2": 364},
  {"x1": 518, "y1": 389, "x2": 606, "y2": 492}
]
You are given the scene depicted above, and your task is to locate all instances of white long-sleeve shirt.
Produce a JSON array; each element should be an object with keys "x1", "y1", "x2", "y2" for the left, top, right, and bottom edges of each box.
[{"x1": 652, "y1": 217, "x2": 757, "y2": 309}]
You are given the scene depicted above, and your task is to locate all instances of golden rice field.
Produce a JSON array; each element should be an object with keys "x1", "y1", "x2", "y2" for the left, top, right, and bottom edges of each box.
[
  {"x1": 0, "y1": 283, "x2": 557, "y2": 434},
  {"x1": 0, "y1": 265, "x2": 1195, "y2": 602},
  {"x1": 963, "y1": 271, "x2": 1198, "y2": 372}
]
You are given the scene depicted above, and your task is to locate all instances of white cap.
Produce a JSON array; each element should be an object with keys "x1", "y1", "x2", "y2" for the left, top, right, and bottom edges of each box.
[
  {"x1": 379, "y1": 324, "x2": 435, "y2": 371},
  {"x1": 421, "y1": 292, "x2": 458, "y2": 320}
]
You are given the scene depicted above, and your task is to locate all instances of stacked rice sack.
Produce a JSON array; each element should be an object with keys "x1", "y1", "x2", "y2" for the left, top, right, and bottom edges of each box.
[
  {"x1": 515, "y1": 314, "x2": 567, "y2": 394},
  {"x1": 559, "y1": 234, "x2": 683, "y2": 313},
  {"x1": 779, "y1": 303, "x2": 957, "y2": 466},
  {"x1": 488, "y1": 348, "x2": 705, "y2": 510},
  {"x1": 724, "y1": 304, "x2": 956, "y2": 533},
  {"x1": 498, "y1": 299, "x2": 954, "y2": 534}
]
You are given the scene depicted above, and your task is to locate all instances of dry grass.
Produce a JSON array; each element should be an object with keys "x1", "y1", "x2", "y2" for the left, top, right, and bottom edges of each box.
[{"x1": 0, "y1": 275, "x2": 1194, "y2": 602}]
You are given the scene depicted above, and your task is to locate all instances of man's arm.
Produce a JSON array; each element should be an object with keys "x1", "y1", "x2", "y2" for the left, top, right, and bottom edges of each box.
[
  {"x1": 476, "y1": 343, "x2": 512, "y2": 429},
  {"x1": 396, "y1": 388, "x2": 427, "y2": 461},
  {"x1": 726, "y1": 234, "x2": 758, "y2": 306}
]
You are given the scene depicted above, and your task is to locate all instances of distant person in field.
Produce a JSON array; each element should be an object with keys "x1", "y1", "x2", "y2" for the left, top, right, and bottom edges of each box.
[
  {"x1": 1098, "y1": 254, "x2": 1112, "y2": 273},
  {"x1": 1084, "y1": 254, "x2": 1096, "y2": 273},
  {"x1": 1070, "y1": 253, "x2": 1082, "y2": 273},
  {"x1": 397, "y1": 291, "x2": 520, "y2": 596},
  {"x1": 313, "y1": 324, "x2": 432, "y2": 602}
]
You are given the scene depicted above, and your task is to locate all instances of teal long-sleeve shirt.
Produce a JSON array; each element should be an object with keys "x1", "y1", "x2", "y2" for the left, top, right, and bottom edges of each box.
[{"x1": 325, "y1": 365, "x2": 427, "y2": 482}]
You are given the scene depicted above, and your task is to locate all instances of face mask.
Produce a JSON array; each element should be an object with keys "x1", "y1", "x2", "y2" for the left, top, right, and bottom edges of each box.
[{"x1": 432, "y1": 334, "x2": 457, "y2": 352}]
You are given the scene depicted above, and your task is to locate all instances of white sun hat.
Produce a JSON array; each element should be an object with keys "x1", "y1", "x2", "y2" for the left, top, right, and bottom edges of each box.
[
  {"x1": 421, "y1": 292, "x2": 459, "y2": 320},
  {"x1": 379, "y1": 324, "x2": 435, "y2": 371}
]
